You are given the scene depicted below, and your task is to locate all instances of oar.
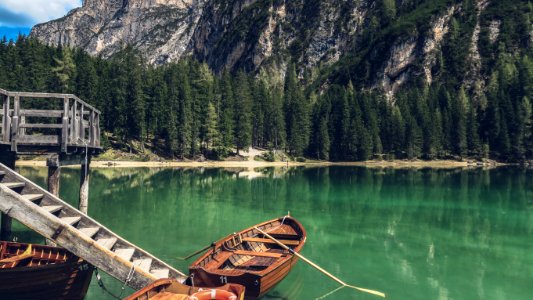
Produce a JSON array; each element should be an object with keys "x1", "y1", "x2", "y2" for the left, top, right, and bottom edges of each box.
[
  {"x1": 254, "y1": 227, "x2": 386, "y2": 298},
  {"x1": 178, "y1": 243, "x2": 215, "y2": 260}
]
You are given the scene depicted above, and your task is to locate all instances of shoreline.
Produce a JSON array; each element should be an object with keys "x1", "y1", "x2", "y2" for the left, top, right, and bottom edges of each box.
[{"x1": 15, "y1": 159, "x2": 507, "y2": 169}]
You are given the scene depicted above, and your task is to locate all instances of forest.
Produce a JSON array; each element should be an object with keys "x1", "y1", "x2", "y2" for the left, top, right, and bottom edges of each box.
[{"x1": 0, "y1": 35, "x2": 532, "y2": 162}]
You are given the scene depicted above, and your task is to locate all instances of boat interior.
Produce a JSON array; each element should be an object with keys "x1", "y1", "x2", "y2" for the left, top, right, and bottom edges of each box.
[
  {"x1": 196, "y1": 218, "x2": 305, "y2": 273},
  {"x1": 0, "y1": 241, "x2": 72, "y2": 268}
]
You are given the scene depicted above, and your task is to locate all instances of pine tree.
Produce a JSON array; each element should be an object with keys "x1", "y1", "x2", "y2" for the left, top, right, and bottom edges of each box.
[
  {"x1": 190, "y1": 62, "x2": 215, "y2": 155},
  {"x1": 205, "y1": 102, "x2": 220, "y2": 151},
  {"x1": 125, "y1": 50, "x2": 146, "y2": 144},
  {"x1": 233, "y1": 71, "x2": 253, "y2": 154},
  {"x1": 452, "y1": 88, "x2": 468, "y2": 157},
  {"x1": 284, "y1": 64, "x2": 310, "y2": 156},
  {"x1": 265, "y1": 88, "x2": 286, "y2": 150},
  {"x1": 52, "y1": 46, "x2": 76, "y2": 93},
  {"x1": 218, "y1": 71, "x2": 235, "y2": 155},
  {"x1": 467, "y1": 102, "x2": 481, "y2": 157},
  {"x1": 252, "y1": 80, "x2": 267, "y2": 147},
  {"x1": 176, "y1": 63, "x2": 193, "y2": 158}
]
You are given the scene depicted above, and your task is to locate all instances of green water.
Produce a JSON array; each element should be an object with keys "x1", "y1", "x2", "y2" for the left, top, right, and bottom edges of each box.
[{"x1": 13, "y1": 166, "x2": 533, "y2": 300}]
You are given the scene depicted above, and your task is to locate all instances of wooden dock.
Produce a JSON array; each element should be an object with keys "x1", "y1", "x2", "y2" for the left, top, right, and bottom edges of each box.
[
  {"x1": 0, "y1": 88, "x2": 101, "y2": 154},
  {"x1": 0, "y1": 88, "x2": 187, "y2": 290},
  {"x1": 0, "y1": 162, "x2": 187, "y2": 290}
]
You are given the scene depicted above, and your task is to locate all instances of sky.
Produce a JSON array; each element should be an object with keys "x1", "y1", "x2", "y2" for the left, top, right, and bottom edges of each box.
[{"x1": 0, "y1": 0, "x2": 82, "y2": 41}]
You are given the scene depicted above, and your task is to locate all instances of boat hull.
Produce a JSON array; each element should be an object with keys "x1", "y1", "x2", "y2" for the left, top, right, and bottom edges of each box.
[
  {"x1": 189, "y1": 216, "x2": 306, "y2": 300},
  {"x1": 191, "y1": 256, "x2": 299, "y2": 300},
  {"x1": 125, "y1": 278, "x2": 246, "y2": 300},
  {"x1": 0, "y1": 241, "x2": 93, "y2": 300}
]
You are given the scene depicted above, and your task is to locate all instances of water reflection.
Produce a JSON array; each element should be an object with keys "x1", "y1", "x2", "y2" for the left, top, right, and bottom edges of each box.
[{"x1": 15, "y1": 166, "x2": 533, "y2": 300}]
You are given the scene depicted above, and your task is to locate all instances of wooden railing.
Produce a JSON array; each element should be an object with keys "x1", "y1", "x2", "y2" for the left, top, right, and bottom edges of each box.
[{"x1": 0, "y1": 88, "x2": 101, "y2": 153}]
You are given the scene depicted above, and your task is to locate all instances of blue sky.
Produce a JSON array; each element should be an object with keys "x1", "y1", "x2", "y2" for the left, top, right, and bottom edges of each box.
[{"x1": 0, "y1": 0, "x2": 82, "y2": 41}]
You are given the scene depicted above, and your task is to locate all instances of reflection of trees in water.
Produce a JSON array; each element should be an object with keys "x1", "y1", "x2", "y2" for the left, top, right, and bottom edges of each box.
[{"x1": 18, "y1": 166, "x2": 533, "y2": 299}]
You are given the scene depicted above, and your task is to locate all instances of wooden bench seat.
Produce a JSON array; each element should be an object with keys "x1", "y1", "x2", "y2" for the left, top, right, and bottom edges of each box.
[
  {"x1": 242, "y1": 237, "x2": 300, "y2": 246},
  {"x1": 233, "y1": 250, "x2": 283, "y2": 258}
]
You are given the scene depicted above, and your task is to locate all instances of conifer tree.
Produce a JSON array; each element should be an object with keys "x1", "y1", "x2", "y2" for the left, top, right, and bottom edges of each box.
[
  {"x1": 205, "y1": 102, "x2": 220, "y2": 151},
  {"x1": 452, "y1": 88, "x2": 468, "y2": 157},
  {"x1": 284, "y1": 64, "x2": 310, "y2": 156},
  {"x1": 52, "y1": 46, "x2": 76, "y2": 93},
  {"x1": 265, "y1": 88, "x2": 286, "y2": 150},
  {"x1": 218, "y1": 70, "x2": 235, "y2": 155},
  {"x1": 233, "y1": 71, "x2": 253, "y2": 154}
]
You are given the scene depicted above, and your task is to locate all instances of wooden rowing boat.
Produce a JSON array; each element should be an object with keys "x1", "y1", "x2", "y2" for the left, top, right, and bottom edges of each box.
[
  {"x1": 0, "y1": 241, "x2": 93, "y2": 300},
  {"x1": 125, "y1": 278, "x2": 246, "y2": 300},
  {"x1": 188, "y1": 216, "x2": 306, "y2": 300}
]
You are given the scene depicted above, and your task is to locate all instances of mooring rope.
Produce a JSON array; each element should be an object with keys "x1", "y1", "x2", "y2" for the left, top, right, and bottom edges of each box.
[
  {"x1": 94, "y1": 268, "x2": 123, "y2": 300},
  {"x1": 94, "y1": 264, "x2": 136, "y2": 300}
]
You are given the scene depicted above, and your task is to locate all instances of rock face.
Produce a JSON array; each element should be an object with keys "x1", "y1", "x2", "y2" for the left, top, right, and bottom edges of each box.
[
  {"x1": 32, "y1": 0, "x2": 206, "y2": 64},
  {"x1": 32, "y1": 0, "x2": 508, "y2": 96}
]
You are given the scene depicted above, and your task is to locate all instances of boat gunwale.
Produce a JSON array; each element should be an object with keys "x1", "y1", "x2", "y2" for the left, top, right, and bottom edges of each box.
[{"x1": 190, "y1": 216, "x2": 307, "y2": 277}]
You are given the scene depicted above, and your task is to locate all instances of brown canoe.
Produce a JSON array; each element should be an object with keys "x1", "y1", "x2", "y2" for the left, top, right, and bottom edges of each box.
[
  {"x1": 189, "y1": 216, "x2": 306, "y2": 300},
  {"x1": 0, "y1": 241, "x2": 93, "y2": 300},
  {"x1": 124, "y1": 278, "x2": 246, "y2": 300}
]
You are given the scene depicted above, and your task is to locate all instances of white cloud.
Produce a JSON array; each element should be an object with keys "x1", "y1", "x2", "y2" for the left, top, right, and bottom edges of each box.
[{"x1": 0, "y1": 0, "x2": 82, "y2": 24}]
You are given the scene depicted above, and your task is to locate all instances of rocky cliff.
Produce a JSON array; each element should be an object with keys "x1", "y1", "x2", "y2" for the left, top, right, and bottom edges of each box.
[{"x1": 31, "y1": 0, "x2": 531, "y2": 96}]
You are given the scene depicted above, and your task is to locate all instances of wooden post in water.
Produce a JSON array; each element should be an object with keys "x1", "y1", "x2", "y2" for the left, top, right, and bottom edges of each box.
[
  {"x1": 0, "y1": 151, "x2": 16, "y2": 240},
  {"x1": 79, "y1": 156, "x2": 91, "y2": 214},
  {"x1": 47, "y1": 155, "x2": 61, "y2": 197}
]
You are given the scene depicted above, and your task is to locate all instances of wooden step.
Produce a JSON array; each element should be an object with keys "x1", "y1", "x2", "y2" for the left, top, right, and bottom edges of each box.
[
  {"x1": 42, "y1": 205, "x2": 63, "y2": 214},
  {"x1": 78, "y1": 227, "x2": 100, "y2": 238},
  {"x1": 22, "y1": 194, "x2": 44, "y2": 202},
  {"x1": 242, "y1": 237, "x2": 300, "y2": 246},
  {"x1": 233, "y1": 250, "x2": 284, "y2": 258},
  {"x1": 133, "y1": 258, "x2": 152, "y2": 272},
  {"x1": 150, "y1": 268, "x2": 170, "y2": 279},
  {"x1": 60, "y1": 216, "x2": 81, "y2": 226},
  {"x1": 96, "y1": 237, "x2": 118, "y2": 250},
  {"x1": 114, "y1": 248, "x2": 135, "y2": 262},
  {"x1": 3, "y1": 182, "x2": 25, "y2": 189}
]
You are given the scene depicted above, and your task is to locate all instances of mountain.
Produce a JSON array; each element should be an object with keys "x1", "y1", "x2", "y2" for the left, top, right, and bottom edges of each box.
[{"x1": 31, "y1": 0, "x2": 531, "y2": 97}]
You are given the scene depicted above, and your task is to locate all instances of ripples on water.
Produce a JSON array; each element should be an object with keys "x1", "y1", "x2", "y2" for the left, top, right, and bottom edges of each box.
[{"x1": 15, "y1": 166, "x2": 533, "y2": 300}]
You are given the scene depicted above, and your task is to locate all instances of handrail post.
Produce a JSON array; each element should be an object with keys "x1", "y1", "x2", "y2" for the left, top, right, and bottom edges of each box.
[
  {"x1": 96, "y1": 113, "x2": 100, "y2": 147},
  {"x1": 2, "y1": 95, "x2": 10, "y2": 143},
  {"x1": 89, "y1": 110, "x2": 95, "y2": 147},
  {"x1": 79, "y1": 105, "x2": 85, "y2": 143},
  {"x1": 10, "y1": 94, "x2": 20, "y2": 152},
  {"x1": 70, "y1": 100, "x2": 76, "y2": 142},
  {"x1": 62, "y1": 97, "x2": 69, "y2": 153}
]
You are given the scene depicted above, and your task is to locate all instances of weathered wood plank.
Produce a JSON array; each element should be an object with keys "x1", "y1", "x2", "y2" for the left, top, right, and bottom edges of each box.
[
  {"x1": 96, "y1": 237, "x2": 118, "y2": 250},
  {"x1": 3, "y1": 182, "x2": 25, "y2": 189},
  {"x1": 133, "y1": 258, "x2": 153, "y2": 272},
  {"x1": 22, "y1": 194, "x2": 44, "y2": 202},
  {"x1": 151, "y1": 269, "x2": 170, "y2": 279},
  {"x1": 19, "y1": 124, "x2": 63, "y2": 129},
  {"x1": 10, "y1": 95, "x2": 19, "y2": 151},
  {"x1": 42, "y1": 205, "x2": 63, "y2": 214},
  {"x1": 114, "y1": 248, "x2": 135, "y2": 262},
  {"x1": 17, "y1": 135, "x2": 59, "y2": 144},
  {"x1": 233, "y1": 250, "x2": 284, "y2": 258},
  {"x1": 62, "y1": 97, "x2": 69, "y2": 152},
  {"x1": 78, "y1": 227, "x2": 100, "y2": 238},
  {"x1": 242, "y1": 237, "x2": 300, "y2": 246},
  {"x1": 60, "y1": 216, "x2": 81, "y2": 226},
  {"x1": 20, "y1": 110, "x2": 63, "y2": 118}
]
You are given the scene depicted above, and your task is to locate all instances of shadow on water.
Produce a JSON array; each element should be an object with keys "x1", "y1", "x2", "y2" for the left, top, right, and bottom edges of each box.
[{"x1": 14, "y1": 166, "x2": 533, "y2": 300}]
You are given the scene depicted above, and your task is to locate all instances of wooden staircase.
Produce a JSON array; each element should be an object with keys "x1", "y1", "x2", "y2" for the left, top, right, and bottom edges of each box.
[{"x1": 0, "y1": 163, "x2": 187, "y2": 290}]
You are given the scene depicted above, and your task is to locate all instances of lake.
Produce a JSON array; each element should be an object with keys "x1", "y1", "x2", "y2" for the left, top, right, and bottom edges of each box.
[{"x1": 13, "y1": 166, "x2": 533, "y2": 300}]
